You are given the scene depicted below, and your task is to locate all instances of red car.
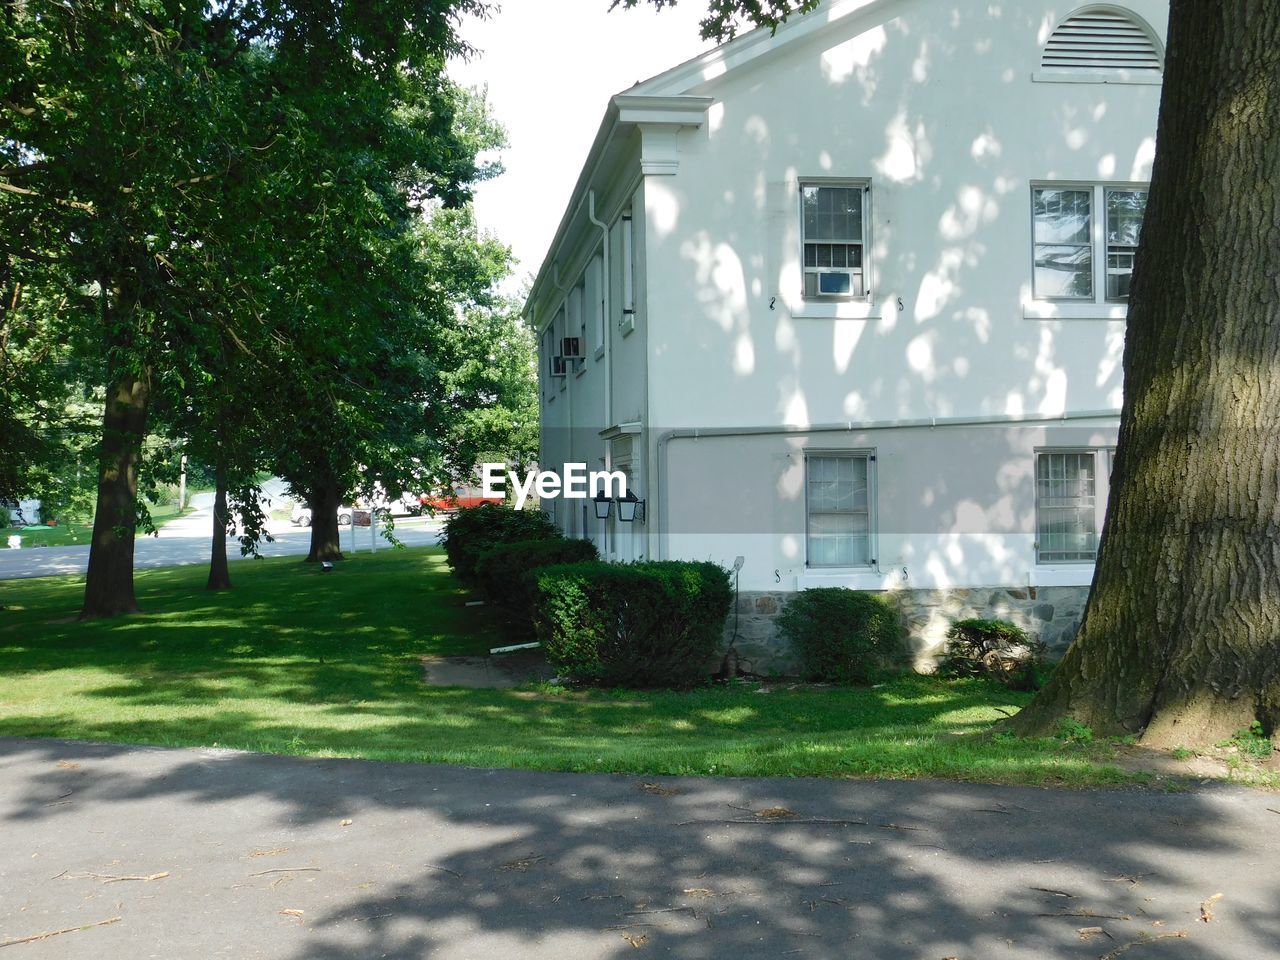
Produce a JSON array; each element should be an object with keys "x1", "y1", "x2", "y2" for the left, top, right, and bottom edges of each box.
[{"x1": 418, "y1": 485, "x2": 504, "y2": 512}]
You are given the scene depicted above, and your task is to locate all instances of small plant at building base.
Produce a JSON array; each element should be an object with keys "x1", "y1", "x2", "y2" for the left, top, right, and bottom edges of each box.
[
  {"x1": 1055, "y1": 717, "x2": 1094, "y2": 744},
  {"x1": 1217, "y1": 721, "x2": 1274, "y2": 760},
  {"x1": 475, "y1": 537, "x2": 599, "y2": 630},
  {"x1": 533, "y1": 560, "x2": 732, "y2": 689},
  {"x1": 938, "y1": 618, "x2": 1047, "y2": 691},
  {"x1": 441, "y1": 503, "x2": 559, "y2": 585},
  {"x1": 777, "y1": 588, "x2": 903, "y2": 686}
]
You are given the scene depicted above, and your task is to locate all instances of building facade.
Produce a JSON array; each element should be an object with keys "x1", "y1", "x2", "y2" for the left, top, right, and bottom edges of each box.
[{"x1": 525, "y1": 0, "x2": 1167, "y2": 670}]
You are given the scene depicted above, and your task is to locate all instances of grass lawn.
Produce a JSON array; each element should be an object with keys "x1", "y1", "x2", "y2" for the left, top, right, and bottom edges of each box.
[
  {"x1": 0, "y1": 548, "x2": 1152, "y2": 787},
  {"x1": 5, "y1": 499, "x2": 196, "y2": 548}
]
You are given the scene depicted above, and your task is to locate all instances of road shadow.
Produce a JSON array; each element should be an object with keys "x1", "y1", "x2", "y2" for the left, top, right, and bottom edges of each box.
[{"x1": 2, "y1": 737, "x2": 1277, "y2": 959}]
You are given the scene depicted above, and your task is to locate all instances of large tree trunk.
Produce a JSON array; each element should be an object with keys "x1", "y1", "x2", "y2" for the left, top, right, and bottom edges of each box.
[
  {"x1": 305, "y1": 478, "x2": 344, "y2": 562},
  {"x1": 207, "y1": 454, "x2": 232, "y2": 591},
  {"x1": 1012, "y1": 2, "x2": 1280, "y2": 748},
  {"x1": 81, "y1": 367, "x2": 150, "y2": 619}
]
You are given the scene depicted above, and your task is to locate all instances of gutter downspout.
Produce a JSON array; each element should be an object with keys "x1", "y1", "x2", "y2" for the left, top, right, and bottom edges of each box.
[
  {"x1": 654, "y1": 408, "x2": 1122, "y2": 561},
  {"x1": 587, "y1": 191, "x2": 612, "y2": 558}
]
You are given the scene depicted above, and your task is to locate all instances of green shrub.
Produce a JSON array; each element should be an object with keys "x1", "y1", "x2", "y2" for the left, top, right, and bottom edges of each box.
[
  {"x1": 440, "y1": 503, "x2": 558, "y2": 584},
  {"x1": 475, "y1": 537, "x2": 599, "y2": 627},
  {"x1": 777, "y1": 588, "x2": 902, "y2": 685},
  {"x1": 532, "y1": 560, "x2": 732, "y2": 689},
  {"x1": 938, "y1": 618, "x2": 1046, "y2": 690}
]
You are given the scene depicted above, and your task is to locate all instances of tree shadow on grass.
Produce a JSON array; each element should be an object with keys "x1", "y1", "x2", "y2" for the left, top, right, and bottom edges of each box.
[{"x1": 1, "y1": 737, "x2": 1277, "y2": 959}]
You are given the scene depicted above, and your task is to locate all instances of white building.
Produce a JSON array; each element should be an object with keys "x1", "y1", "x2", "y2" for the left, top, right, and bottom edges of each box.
[{"x1": 525, "y1": 0, "x2": 1166, "y2": 669}]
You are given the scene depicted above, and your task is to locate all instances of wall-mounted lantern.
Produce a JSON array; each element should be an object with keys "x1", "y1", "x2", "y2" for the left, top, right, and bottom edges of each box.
[
  {"x1": 617, "y1": 491, "x2": 645, "y2": 523},
  {"x1": 592, "y1": 490, "x2": 613, "y2": 520}
]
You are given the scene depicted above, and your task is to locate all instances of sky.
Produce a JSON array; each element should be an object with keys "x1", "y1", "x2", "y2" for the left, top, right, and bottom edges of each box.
[{"x1": 449, "y1": 0, "x2": 715, "y2": 289}]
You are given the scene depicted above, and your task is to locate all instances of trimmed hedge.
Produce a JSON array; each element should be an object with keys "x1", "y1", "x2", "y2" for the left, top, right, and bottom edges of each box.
[
  {"x1": 939, "y1": 618, "x2": 1047, "y2": 690},
  {"x1": 778, "y1": 587, "x2": 902, "y2": 685},
  {"x1": 441, "y1": 503, "x2": 558, "y2": 584},
  {"x1": 532, "y1": 560, "x2": 732, "y2": 689},
  {"x1": 475, "y1": 537, "x2": 599, "y2": 627}
]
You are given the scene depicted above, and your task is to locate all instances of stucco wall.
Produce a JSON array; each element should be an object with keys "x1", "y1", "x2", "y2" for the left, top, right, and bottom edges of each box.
[{"x1": 642, "y1": 0, "x2": 1165, "y2": 435}]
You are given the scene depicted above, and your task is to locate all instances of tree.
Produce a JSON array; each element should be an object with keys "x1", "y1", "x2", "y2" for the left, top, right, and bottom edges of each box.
[
  {"x1": 637, "y1": 0, "x2": 1280, "y2": 748},
  {"x1": 1008, "y1": 3, "x2": 1280, "y2": 747},
  {"x1": 3, "y1": 1, "x2": 493, "y2": 612}
]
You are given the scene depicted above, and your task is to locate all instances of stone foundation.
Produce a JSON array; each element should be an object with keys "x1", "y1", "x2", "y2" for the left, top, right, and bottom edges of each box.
[{"x1": 725, "y1": 586, "x2": 1090, "y2": 675}]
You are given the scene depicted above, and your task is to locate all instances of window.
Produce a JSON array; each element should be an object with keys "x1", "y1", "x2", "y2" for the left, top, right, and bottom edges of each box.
[
  {"x1": 591, "y1": 254, "x2": 605, "y2": 355},
  {"x1": 541, "y1": 325, "x2": 554, "y2": 399},
  {"x1": 800, "y1": 181, "x2": 869, "y2": 300},
  {"x1": 805, "y1": 452, "x2": 874, "y2": 567},
  {"x1": 1040, "y1": 7, "x2": 1163, "y2": 76},
  {"x1": 567, "y1": 283, "x2": 585, "y2": 372},
  {"x1": 1032, "y1": 183, "x2": 1147, "y2": 302},
  {"x1": 1035, "y1": 448, "x2": 1114, "y2": 563},
  {"x1": 621, "y1": 214, "x2": 635, "y2": 319}
]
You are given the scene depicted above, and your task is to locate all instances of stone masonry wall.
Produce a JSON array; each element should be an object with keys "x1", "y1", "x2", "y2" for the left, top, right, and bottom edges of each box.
[{"x1": 725, "y1": 586, "x2": 1090, "y2": 675}]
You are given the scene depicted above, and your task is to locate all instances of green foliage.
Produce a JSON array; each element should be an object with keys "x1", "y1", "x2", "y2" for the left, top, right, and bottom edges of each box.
[
  {"x1": 939, "y1": 618, "x2": 1047, "y2": 691},
  {"x1": 1056, "y1": 717, "x2": 1095, "y2": 744},
  {"x1": 616, "y1": 0, "x2": 821, "y2": 42},
  {"x1": 441, "y1": 504, "x2": 559, "y2": 584},
  {"x1": 1218, "y1": 721, "x2": 1273, "y2": 759},
  {"x1": 777, "y1": 588, "x2": 903, "y2": 685},
  {"x1": 533, "y1": 561, "x2": 732, "y2": 689},
  {"x1": 475, "y1": 537, "x2": 599, "y2": 628}
]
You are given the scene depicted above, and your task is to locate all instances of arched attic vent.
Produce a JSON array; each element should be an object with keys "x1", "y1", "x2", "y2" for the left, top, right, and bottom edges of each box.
[{"x1": 1041, "y1": 6, "x2": 1163, "y2": 75}]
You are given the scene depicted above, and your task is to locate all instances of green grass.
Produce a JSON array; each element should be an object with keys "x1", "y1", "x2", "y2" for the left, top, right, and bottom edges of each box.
[
  {"x1": 5, "y1": 499, "x2": 196, "y2": 548},
  {"x1": 0, "y1": 549, "x2": 1143, "y2": 786}
]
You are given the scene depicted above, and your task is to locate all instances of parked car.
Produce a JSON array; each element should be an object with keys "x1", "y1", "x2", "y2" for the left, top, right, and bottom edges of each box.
[
  {"x1": 418, "y1": 484, "x2": 504, "y2": 512},
  {"x1": 290, "y1": 502, "x2": 353, "y2": 527}
]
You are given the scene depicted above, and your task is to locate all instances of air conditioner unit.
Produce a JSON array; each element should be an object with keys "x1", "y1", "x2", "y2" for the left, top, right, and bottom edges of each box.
[
  {"x1": 803, "y1": 268, "x2": 864, "y2": 299},
  {"x1": 561, "y1": 337, "x2": 583, "y2": 359},
  {"x1": 550, "y1": 356, "x2": 569, "y2": 377}
]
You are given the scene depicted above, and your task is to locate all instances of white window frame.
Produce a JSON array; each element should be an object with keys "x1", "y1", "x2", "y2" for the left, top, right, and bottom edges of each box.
[
  {"x1": 799, "y1": 178, "x2": 872, "y2": 304},
  {"x1": 1030, "y1": 182, "x2": 1148, "y2": 306},
  {"x1": 804, "y1": 449, "x2": 877, "y2": 569},
  {"x1": 591, "y1": 253, "x2": 605, "y2": 360},
  {"x1": 1033, "y1": 447, "x2": 1115, "y2": 565},
  {"x1": 620, "y1": 212, "x2": 636, "y2": 335}
]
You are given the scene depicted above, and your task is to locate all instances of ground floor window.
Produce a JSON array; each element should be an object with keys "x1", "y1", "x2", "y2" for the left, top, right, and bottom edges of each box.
[
  {"x1": 1035, "y1": 448, "x2": 1114, "y2": 563},
  {"x1": 805, "y1": 451, "x2": 874, "y2": 567}
]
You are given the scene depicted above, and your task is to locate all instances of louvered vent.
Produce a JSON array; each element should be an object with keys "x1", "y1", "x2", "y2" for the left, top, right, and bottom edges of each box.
[{"x1": 1042, "y1": 8, "x2": 1162, "y2": 73}]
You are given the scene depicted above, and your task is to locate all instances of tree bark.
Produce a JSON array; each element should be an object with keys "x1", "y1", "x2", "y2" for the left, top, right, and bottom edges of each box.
[
  {"x1": 80, "y1": 367, "x2": 150, "y2": 619},
  {"x1": 1012, "y1": 2, "x2": 1280, "y2": 748},
  {"x1": 207, "y1": 454, "x2": 232, "y2": 590},
  {"x1": 305, "y1": 478, "x2": 344, "y2": 562}
]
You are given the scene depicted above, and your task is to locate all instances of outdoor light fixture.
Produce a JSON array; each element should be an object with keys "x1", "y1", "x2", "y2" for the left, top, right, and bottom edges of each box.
[
  {"x1": 617, "y1": 491, "x2": 645, "y2": 523},
  {"x1": 321, "y1": 561, "x2": 334, "y2": 572},
  {"x1": 592, "y1": 491, "x2": 613, "y2": 520}
]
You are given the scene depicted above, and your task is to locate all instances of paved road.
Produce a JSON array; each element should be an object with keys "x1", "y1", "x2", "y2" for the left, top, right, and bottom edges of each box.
[
  {"x1": 0, "y1": 482, "x2": 444, "y2": 580},
  {"x1": 1, "y1": 738, "x2": 1276, "y2": 959}
]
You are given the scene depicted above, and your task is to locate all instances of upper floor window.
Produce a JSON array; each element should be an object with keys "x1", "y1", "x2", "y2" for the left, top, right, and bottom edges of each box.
[
  {"x1": 800, "y1": 180, "x2": 870, "y2": 301},
  {"x1": 1040, "y1": 6, "x2": 1163, "y2": 78},
  {"x1": 1032, "y1": 183, "x2": 1147, "y2": 302}
]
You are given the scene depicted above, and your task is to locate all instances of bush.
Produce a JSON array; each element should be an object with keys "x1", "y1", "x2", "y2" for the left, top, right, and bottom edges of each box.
[
  {"x1": 441, "y1": 503, "x2": 558, "y2": 584},
  {"x1": 778, "y1": 588, "x2": 902, "y2": 685},
  {"x1": 938, "y1": 618, "x2": 1046, "y2": 690},
  {"x1": 532, "y1": 560, "x2": 732, "y2": 688},
  {"x1": 475, "y1": 537, "x2": 599, "y2": 627}
]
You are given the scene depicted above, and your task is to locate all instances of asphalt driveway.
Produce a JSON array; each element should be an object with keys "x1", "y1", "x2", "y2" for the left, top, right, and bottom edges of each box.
[{"x1": 1, "y1": 737, "x2": 1277, "y2": 959}]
